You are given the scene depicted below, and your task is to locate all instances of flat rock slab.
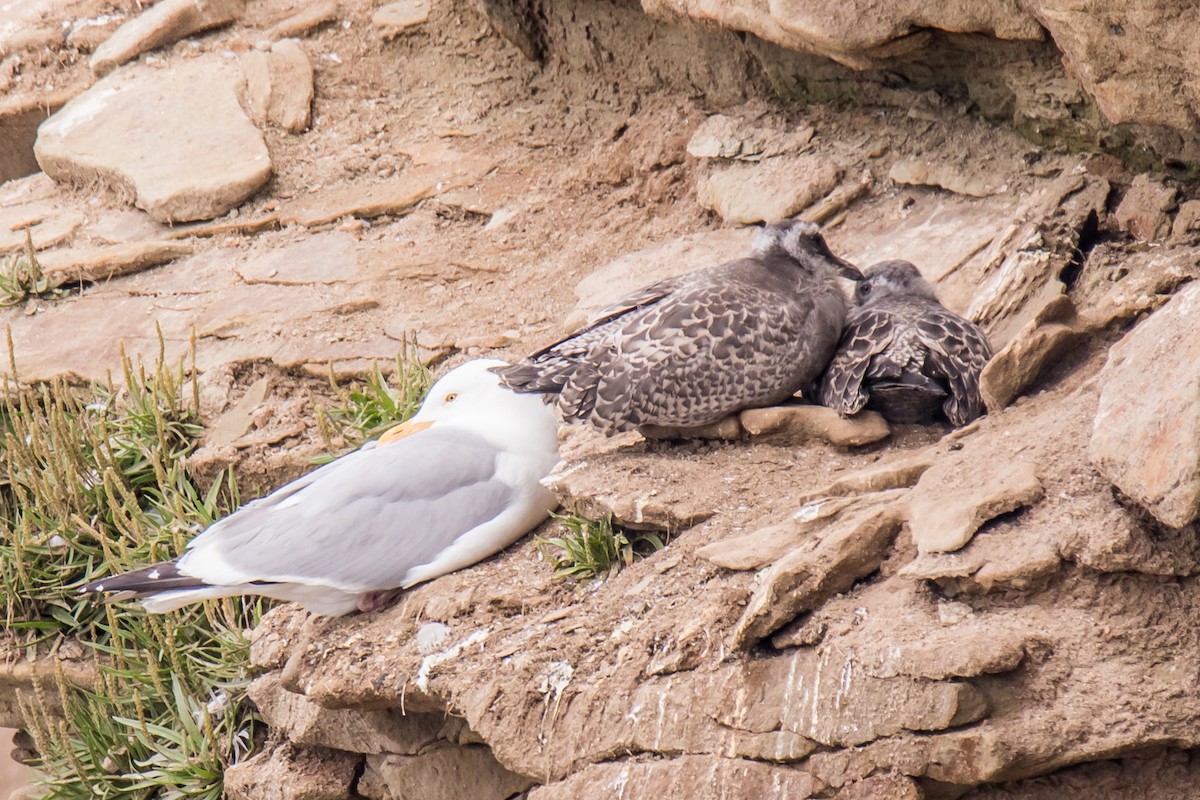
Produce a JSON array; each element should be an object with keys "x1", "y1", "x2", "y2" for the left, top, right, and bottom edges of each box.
[
  {"x1": 90, "y1": 0, "x2": 245, "y2": 76},
  {"x1": 360, "y1": 745, "x2": 532, "y2": 800},
  {"x1": 1114, "y1": 174, "x2": 1177, "y2": 241},
  {"x1": 36, "y1": 59, "x2": 272, "y2": 223},
  {"x1": 740, "y1": 405, "x2": 890, "y2": 447},
  {"x1": 242, "y1": 39, "x2": 314, "y2": 133},
  {"x1": 698, "y1": 155, "x2": 841, "y2": 225},
  {"x1": 0, "y1": 203, "x2": 84, "y2": 254},
  {"x1": 373, "y1": 0, "x2": 432, "y2": 39},
  {"x1": 528, "y1": 756, "x2": 821, "y2": 800},
  {"x1": 224, "y1": 741, "x2": 358, "y2": 800},
  {"x1": 264, "y1": 0, "x2": 340, "y2": 40},
  {"x1": 888, "y1": 158, "x2": 1007, "y2": 197},
  {"x1": 908, "y1": 456, "x2": 1044, "y2": 554},
  {"x1": 719, "y1": 647, "x2": 987, "y2": 747},
  {"x1": 730, "y1": 500, "x2": 905, "y2": 648},
  {"x1": 981, "y1": 294, "x2": 1084, "y2": 411},
  {"x1": 1090, "y1": 283, "x2": 1200, "y2": 527},
  {"x1": 38, "y1": 241, "x2": 193, "y2": 287},
  {"x1": 277, "y1": 156, "x2": 495, "y2": 227}
]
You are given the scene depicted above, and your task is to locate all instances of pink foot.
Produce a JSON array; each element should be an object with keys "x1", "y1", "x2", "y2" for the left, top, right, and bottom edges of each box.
[{"x1": 356, "y1": 587, "x2": 405, "y2": 613}]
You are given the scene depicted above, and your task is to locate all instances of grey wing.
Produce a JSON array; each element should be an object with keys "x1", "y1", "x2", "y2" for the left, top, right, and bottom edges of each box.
[
  {"x1": 819, "y1": 309, "x2": 896, "y2": 417},
  {"x1": 585, "y1": 277, "x2": 845, "y2": 429},
  {"x1": 916, "y1": 309, "x2": 994, "y2": 426},
  {"x1": 179, "y1": 429, "x2": 517, "y2": 592}
]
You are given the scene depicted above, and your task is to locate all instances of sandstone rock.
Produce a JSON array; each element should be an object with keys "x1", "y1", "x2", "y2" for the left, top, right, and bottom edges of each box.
[
  {"x1": 205, "y1": 375, "x2": 272, "y2": 447},
  {"x1": 697, "y1": 155, "x2": 841, "y2": 225},
  {"x1": 567, "y1": 227, "x2": 755, "y2": 329},
  {"x1": 686, "y1": 114, "x2": 814, "y2": 161},
  {"x1": 358, "y1": 745, "x2": 532, "y2": 800},
  {"x1": 639, "y1": 416, "x2": 743, "y2": 440},
  {"x1": 907, "y1": 457, "x2": 1043, "y2": 554},
  {"x1": 373, "y1": 0, "x2": 432, "y2": 39},
  {"x1": 35, "y1": 60, "x2": 272, "y2": 223},
  {"x1": 1033, "y1": 4, "x2": 1197, "y2": 130},
  {"x1": 528, "y1": 756, "x2": 821, "y2": 800},
  {"x1": 981, "y1": 294, "x2": 1084, "y2": 411},
  {"x1": 1171, "y1": 200, "x2": 1200, "y2": 240},
  {"x1": 37, "y1": 241, "x2": 193, "y2": 288},
  {"x1": 242, "y1": 39, "x2": 314, "y2": 133},
  {"x1": 90, "y1": 0, "x2": 246, "y2": 76},
  {"x1": 889, "y1": 159, "x2": 1006, "y2": 197},
  {"x1": 859, "y1": 622, "x2": 1034, "y2": 681},
  {"x1": 730, "y1": 501, "x2": 905, "y2": 648},
  {"x1": 698, "y1": 490, "x2": 904, "y2": 571},
  {"x1": 720, "y1": 647, "x2": 988, "y2": 747},
  {"x1": 795, "y1": 449, "x2": 935, "y2": 503},
  {"x1": 224, "y1": 741, "x2": 359, "y2": 800},
  {"x1": 739, "y1": 405, "x2": 890, "y2": 447},
  {"x1": 966, "y1": 172, "x2": 1109, "y2": 347},
  {"x1": 89, "y1": 209, "x2": 168, "y2": 244},
  {"x1": 66, "y1": 15, "x2": 126, "y2": 52},
  {"x1": 1114, "y1": 174, "x2": 1177, "y2": 241},
  {"x1": 900, "y1": 529, "x2": 1062, "y2": 593},
  {"x1": 0, "y1": 206, "x2": 85, "y2": 255},
  {"x1": 263, "y1": 0, "x2": 340, "y2": 40},
  {"x1": 277, "y1": 157, "x2": 495, "y2": 227},
  {"x1": 545, "y1": 458, "x2": 715, "y2": 531},
  {"x1": 1090, "y1": 283, "x2": 1200, "y2": 527},
  {"x1": 249, "y1": 673, "x2": 448, "y2": 755},
  {"x1": 834, "y1": 773, "x2": 924, "y2": 800},
  {"x1": 640, "y1": 0, "x2": 1040, "y2": 69},
  {"x1": 1073, "y1": 243, "x2": 1200, "y2": 329}
]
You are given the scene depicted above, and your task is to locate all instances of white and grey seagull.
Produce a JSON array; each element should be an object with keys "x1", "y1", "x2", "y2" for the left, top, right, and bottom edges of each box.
[
  {"x1": 82, "y1": 359, "x2": 561, "y2": 616},
  {"x1": 818, "y1": 260, "x2": 993, "y2": 426},
  {"x1": 496, "y1": 219, "x2": 863, "y2": 434}
]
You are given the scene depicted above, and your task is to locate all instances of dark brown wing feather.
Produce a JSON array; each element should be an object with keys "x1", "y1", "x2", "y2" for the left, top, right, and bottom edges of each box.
[
  {"x1": 493, "y1": 275, "x2": 684, "y2": 395},
  {"x1": 579, "y1": 270, "x2": 847, "y2": 432},
  {"x1": 915, "y1": 310, "x2": 993, "y2": 426},
  {"x1": 819, "y1": 308, "x2": 896, "y2": 417}
]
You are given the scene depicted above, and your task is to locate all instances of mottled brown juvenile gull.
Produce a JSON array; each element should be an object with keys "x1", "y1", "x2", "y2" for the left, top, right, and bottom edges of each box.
[
  {"x1": 819, "y1": 260, "x2": 993, "y2": 426},
  {"x1": 496, "y1": 219, "x2": 863, "y2": 434},
  {"x1": 82, "y1": 360, "x2": 560, "y2": 616}
]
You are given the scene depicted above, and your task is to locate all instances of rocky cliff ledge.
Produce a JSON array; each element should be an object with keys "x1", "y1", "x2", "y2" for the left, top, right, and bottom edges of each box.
[{"x1": 3, "y1": 0, "x2": 1200, "y2": 798}]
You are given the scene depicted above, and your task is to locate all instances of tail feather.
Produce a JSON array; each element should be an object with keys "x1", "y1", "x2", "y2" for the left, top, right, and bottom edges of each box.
[{"x1": 82, "y1": 559, "x2": 208, "y2": 597}]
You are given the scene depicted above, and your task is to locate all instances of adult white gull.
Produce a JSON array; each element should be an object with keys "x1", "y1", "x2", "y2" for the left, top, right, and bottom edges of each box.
[{"x1": 83, "y1": 359, "x2": 561, "y2": 616}]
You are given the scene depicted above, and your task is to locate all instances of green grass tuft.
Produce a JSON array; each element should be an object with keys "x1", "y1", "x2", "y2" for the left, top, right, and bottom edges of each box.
[
  {"x1": 0, "y1": 333, "x2": 263, "y2": 799},
  {"x1": 0, "y1": 231, "x2": 65, "y2": 308},
  {"x1": 314, "y1": 335, "x2": 432, "y2": 462},
  {"x1": 538, "y1": 513, "x2": 666, "y2": 581}
]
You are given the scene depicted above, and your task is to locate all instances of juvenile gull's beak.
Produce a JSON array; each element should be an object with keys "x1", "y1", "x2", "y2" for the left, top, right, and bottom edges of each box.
[{"x1": 378, "y1": 419, "x2": 434, "y2": 444}]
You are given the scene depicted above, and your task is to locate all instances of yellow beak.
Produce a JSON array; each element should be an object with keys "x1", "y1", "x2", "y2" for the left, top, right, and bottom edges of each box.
[{"x1": 378, "y1": 419, "x2": 434, "y2": 444}]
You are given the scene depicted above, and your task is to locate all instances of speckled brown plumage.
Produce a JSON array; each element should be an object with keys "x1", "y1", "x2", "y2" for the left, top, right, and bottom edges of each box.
[
  {"x1": 496, "y1": 219, "x2": 863, "y2": 434},
  {"x1": 818, "y1": 260, "x2": 994, "y2": 426}
]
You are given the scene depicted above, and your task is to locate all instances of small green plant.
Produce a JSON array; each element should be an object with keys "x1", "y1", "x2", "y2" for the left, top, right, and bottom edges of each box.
[
  {"x1": 315, "y1": 336, "x2": 432, "y2": 461},
  {"x1": 0, "y1": 332, "x2": 263, "y2": 799},
  {"x1": 538, "y1": 513, "x2": 665, "y2": 580},
  {"x1": 0, "y1": 230, "x2": 64, "y2": 307}
]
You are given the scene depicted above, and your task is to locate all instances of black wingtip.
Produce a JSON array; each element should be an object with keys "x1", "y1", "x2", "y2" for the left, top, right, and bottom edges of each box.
[{"x1": 82, "y1": 559, "x2": 206, "y2": 597}]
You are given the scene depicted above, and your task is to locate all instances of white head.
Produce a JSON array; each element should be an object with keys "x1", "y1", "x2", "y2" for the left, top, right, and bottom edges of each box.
[{"x1": 397, "y1": 359, "x2": 560, "y2": 457}]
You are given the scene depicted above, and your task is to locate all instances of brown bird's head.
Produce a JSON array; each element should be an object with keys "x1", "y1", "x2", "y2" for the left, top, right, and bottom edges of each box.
[
  {"x1": 855, "y1": 260, "x2": 938, "y2": 306},
  {"x1": 752, "y1": 218, "x2": 864, "y2": 281}
]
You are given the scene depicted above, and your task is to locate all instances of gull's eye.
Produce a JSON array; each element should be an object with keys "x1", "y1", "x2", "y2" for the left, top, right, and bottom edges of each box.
[
  {"x1": 856, "y1": 282, "x2": 872, "y2": 301},
  {"x1": 444, "y1": 392, "x2": 459, "y2": 403}
]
